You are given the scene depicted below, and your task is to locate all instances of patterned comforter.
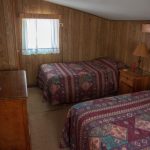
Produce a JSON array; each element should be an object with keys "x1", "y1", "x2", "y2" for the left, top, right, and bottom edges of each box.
[
  {"x1": 38, "y1": 58, "x2": 121, "y2": 104},
  {"x1": 60, "y1": 91, "x2": 150, "y2": 150}
]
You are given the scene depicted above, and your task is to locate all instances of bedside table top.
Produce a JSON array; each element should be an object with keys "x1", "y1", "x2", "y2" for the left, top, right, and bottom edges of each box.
[
  {"x1": 120, "y1": 69, "x2": 150, "y2": 78},
  {"x1": 0, "y1": 70, "x2": 28, "y2": 100}
]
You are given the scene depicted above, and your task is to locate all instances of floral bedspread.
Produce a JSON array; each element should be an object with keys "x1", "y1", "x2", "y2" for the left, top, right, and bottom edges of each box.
[
  {"x1": 60, "y1": 91, "x2": 150, "y2": 150},
  {"x1": 38, "y1": 58, "x2": 120, "y2": 104}
]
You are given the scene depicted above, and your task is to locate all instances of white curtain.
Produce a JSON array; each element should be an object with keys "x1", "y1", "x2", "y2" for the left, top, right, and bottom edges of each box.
[{"x1": 22, "y1": 19, "x2": 60, "y2": 55}]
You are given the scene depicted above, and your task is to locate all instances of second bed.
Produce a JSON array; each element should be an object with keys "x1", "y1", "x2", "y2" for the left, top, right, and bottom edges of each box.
[{"x1": 38, "y1": 58, "x2": 123, "y2": 104}]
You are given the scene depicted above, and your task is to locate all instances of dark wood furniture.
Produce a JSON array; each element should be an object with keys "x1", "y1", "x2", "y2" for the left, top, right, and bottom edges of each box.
[
  {"x1": 119, "y1": 69, "x2": 150, "y2": 94},
  {"x1": 0, "y1": 70, "x2": 30, "y2": 150}
]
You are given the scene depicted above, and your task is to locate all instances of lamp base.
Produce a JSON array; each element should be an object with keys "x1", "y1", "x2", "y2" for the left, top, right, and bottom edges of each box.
[
  {"x1": 136, "y1": 56, "x2": 144, "y2": 74},
  {"x1": 137, "y1": 56, "x2": 142, "y2": 69}
]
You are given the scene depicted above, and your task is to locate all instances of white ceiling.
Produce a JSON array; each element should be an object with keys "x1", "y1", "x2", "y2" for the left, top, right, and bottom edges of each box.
[{"x1": 45, "y1": 0, "x2": 150, "y2": 20}]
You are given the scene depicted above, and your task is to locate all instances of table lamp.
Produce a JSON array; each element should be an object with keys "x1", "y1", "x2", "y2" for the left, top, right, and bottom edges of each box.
[{"x1": 133, "y1": 43, "x2": 149, "y2": 72}]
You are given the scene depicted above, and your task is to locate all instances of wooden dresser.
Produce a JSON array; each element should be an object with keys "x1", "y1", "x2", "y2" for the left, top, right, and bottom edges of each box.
[
  {"x1": 0, "y1": 70, "x2": 30, "y2": 150},
  {"x1": 119, "y1": 69, "x2": 150, "y2": 94}
]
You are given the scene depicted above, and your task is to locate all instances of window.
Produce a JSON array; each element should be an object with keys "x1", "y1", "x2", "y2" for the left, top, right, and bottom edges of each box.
[{"x1": 22, "y1": 18, "x2": 60, "y2": 55}]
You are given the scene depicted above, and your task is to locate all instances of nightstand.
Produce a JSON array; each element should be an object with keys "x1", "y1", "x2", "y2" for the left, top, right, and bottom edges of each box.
[{"x1": 119, "y1": 69, "x2": 150, "y2": 94}]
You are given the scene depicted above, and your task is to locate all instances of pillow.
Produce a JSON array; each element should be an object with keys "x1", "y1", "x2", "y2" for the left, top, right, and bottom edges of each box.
[{"x1": 94, "y1": 57, "x2": 126, "y2": 69}]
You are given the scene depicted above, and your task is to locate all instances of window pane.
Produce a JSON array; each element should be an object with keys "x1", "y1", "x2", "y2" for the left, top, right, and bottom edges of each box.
[
  {"x1": 37, "y1": 19, "x2": 51, "y2": 48},
  {"x1": 22, "y1": 18, "x2": 60, "y2": 55},
  {"x1": 26, "y1": 19, "x2": 36, "y2": 49}
]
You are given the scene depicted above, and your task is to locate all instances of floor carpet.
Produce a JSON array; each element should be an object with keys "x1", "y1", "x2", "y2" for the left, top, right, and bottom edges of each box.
[{"x1": 27, "y1": 88, "x2": 71, "y2": 150}]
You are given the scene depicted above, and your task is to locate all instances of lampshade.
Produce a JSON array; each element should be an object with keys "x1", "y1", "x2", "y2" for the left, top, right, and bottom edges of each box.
[
  {"x1": 133, "y1": 43, "x2": 149, "y2": 57},
  {"x1": 142, "y1": 24, "x2": 150, "y2": 33}
]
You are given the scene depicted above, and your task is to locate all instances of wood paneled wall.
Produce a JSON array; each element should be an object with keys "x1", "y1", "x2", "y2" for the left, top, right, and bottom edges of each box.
[
  {"x1": 105, "y1": 21, "x2": 150, "y2": 72},
  {"x1": 0, "y1": 0, "x2": 150, "y2": 85},
  {"x1": 0, "y1": 0, "x2": 19, "y2": 70},
  {"x1": 15, "y1": 0, "x2": 111, "y2": 85}
]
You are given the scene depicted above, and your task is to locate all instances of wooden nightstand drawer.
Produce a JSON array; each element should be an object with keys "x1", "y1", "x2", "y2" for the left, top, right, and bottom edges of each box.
[
  {"x1": 120, "y1": 76, "x2": 133, "y2": 87},
  {"x1": 120, "y1": 71, "x2": 134, "y2": 80},
  {"x1": 119, "y1": 69, "x2": 150, "y2": 94}
]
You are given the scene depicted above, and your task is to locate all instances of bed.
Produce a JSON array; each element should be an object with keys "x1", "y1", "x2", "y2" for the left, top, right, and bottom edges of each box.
[
  {"x1": 60, "y1": 91, "x2": 150, "y2": 150},
  {"x1": 38, "y1": 58, "x2": 123, "y2": 104}
]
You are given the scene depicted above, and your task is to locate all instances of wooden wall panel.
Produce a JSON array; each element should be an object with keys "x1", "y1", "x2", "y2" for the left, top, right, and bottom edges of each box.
[
  {"x1": 62, "y1": 11, "x2": 101, "y2": 62},
  {"x1": 106, "y1": 21, "x2": 150, "y2": 72},
  {"x1": 0, "y1": 0, "x2": 9, "y2": 69},
  {"x1": 0, "y1": 0, "x2": 18, "y2": 70},
  {"x1": 16, "y1": 0, "x2": 66, "y2": 85},
  {"x1": 1, "y1": 0, "x2": 150, "y2": 85},
  {"x1": 15, "y1": 0, "x2": 110, "y2": 85},
  {"x1": 3, "y1": 0, "x2": 19, "y2": 69}
]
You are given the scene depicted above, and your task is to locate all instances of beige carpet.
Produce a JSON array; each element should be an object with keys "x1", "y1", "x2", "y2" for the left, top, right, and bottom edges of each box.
[{"x1": 27, "y1": 88, "x2": 71, "y2": 150}]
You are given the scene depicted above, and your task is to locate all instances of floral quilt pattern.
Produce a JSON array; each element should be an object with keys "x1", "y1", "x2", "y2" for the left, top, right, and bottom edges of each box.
[
  {"x1": 38, "y1": 58, "x2": 120, "y2": 104},
  {"x1": 60, "y1": 91, "x2": 150, "y2": 150}
]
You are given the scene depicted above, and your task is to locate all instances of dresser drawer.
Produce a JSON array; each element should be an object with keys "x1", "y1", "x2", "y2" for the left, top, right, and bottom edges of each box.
[
  {"x1": 120, "y1": 76, "x2": 133, "y2": 87},
  {"x1": 0, "y1": 71, "x2": 30, "y2": 150}
]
